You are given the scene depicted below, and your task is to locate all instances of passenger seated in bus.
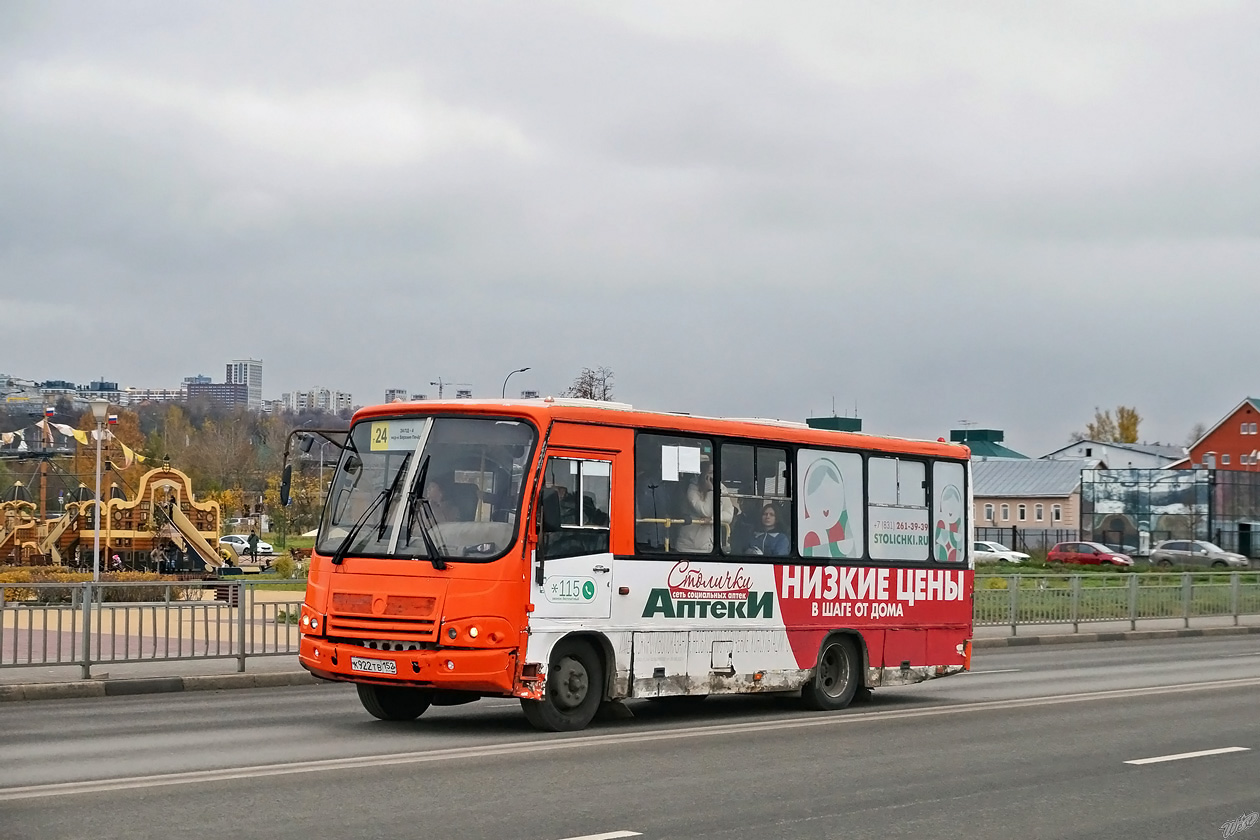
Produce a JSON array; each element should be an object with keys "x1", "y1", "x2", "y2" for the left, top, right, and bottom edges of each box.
[
  {"x1": 554, "y1": 485, "x2": 579, "y2": 525},
  {"x1": 425, "y1": 478, "x2": 459, "y2": 523},
  {"x1": 745, "y1": 503, "x2": 790, "y2": 556},
  {"x1": 676, "y1": 463, "x2": 736, "y2": 553}
]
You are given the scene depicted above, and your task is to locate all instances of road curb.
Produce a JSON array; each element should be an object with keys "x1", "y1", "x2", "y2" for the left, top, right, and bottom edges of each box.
[
  {"x1": 973, "y1": 624, "x2": 1260, "y2": 649},
  {"x1": 0, "y1": 671, "x2": 319, "y2": 702}
]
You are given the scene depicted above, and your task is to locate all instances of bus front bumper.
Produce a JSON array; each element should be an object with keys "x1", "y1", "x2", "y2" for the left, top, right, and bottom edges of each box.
[{"x1": 299, "y1": 636, "x2": 519, "y2": 696}]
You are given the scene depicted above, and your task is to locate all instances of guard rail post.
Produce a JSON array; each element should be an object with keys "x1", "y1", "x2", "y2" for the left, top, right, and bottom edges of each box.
[
  {"x1": 80, "y1": 582, "x2": 92, "y2": 679},
  {"x1": 1009, "y1": 574, "x2": 1020, "y2": 636},
  {"x1": 236, "y1": 581, "x2": 247, "y2": 672},
  {"x1": 1231, "y1": 572, "x2": 1240, "y2": 626},
  {"x1": 1071, "y1": 575, "x2": 1081, "y2": 632},
  {"x1": 1182, "y1": 572, "x2": 1192, "y2": 628},
  {"x1": 1128, "y1": 574, "x2": 1139, "y2": 631}
]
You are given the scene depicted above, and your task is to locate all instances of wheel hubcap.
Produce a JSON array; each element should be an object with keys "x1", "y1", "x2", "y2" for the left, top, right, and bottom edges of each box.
[
  {"x1": 552, "y1": 655, "x2": 589, "y2": 710},
  {"x1": 819, "y1": 647, "x2": 848, "y2": 698}
]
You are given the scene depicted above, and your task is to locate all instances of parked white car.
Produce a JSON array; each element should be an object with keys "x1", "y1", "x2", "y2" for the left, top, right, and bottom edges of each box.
[
  {"x1": 973, "y1": 540, "x2": 1030, "y2": 564},
  {"x1": 218, "y1": 534, "x2": 273, "y2": 556}
]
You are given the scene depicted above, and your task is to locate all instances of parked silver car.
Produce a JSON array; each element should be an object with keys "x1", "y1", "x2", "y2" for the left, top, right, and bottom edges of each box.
[
  {"x1": 973, "y1": 541, "x2": 1030, "y2": 564},
  {"x1": 1148, "y1": 540, "x2": 1250, "y2": 569}
]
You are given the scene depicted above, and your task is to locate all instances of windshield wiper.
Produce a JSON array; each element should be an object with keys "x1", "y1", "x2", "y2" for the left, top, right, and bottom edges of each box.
[
  {"x1": 402, "y1": 455, "x2": 448, "y2": 570},
  {"x1": 329, "y1": 492, "x2": 384, "y2": 567},
  {"x1": 376, "y1": 452, "x2": 412, "y2": 541},
  {"x1": 329, "y1": 453, "x2": 411, "y2": 566}
]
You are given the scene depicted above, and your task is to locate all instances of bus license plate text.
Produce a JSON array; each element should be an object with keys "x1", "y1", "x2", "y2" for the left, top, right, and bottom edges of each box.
[{"x1": 350, "y1": 656, "x2": 396, "y2": 675}]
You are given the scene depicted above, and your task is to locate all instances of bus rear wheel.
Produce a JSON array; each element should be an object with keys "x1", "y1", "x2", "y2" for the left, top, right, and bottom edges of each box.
[
  {"x1": 521, "y1": 639, "x2": 604, "y2": 732},
  {"x1": 357, "y1": 683, "x2": 433, "y2": 721},
  {"x1": 801, "y1": 636, "x2": 860, "y2": 711}
]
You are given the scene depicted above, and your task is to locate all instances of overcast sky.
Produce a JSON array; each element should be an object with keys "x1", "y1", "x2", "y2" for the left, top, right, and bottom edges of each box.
[{"x1": 2, "y1": 1, "x2": 1257, "y2": 456}]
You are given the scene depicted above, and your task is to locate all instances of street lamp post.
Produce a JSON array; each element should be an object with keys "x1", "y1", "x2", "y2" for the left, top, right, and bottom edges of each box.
[
  {"x1": 501, "y1": 367, "x2": 531, "y2": 398},
  {"x1": 90, "y1": 399, "x2": 109, "y2": 582}
]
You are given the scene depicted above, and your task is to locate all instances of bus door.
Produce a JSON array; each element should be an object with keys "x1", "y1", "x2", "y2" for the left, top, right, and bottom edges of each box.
[{"x1": 531, "y1": 455, "x2": 614, "y2": 620}]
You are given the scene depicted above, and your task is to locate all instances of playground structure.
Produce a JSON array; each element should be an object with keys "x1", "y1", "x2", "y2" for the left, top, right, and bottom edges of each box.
[{"x1": 1, "y1": 465, "x2": 229, "y2": 574}]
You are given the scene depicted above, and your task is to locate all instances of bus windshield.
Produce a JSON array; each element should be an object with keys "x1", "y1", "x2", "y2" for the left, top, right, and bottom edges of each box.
[{"x1": 316, "y1": 415, "x2": 536, "y2": 562}]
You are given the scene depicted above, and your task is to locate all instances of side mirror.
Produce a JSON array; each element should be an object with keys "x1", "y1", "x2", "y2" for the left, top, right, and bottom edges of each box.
[{"x1": 280, "y1": 464, "x2": 293, "y2": 507}]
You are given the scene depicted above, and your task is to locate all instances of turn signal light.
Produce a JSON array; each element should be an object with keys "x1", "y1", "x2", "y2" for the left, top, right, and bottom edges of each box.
[{"x1": 439, "y1": 617, "x2": 512, "y2": 648}]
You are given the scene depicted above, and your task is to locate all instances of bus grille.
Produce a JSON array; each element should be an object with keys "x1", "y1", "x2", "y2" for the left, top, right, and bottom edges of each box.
[
  {"x1": 326, "y1": 613, "x2": 438, "y2": 640},
  {"x1": 328, "y1": 592, "x2": 440, "y2": 641}
]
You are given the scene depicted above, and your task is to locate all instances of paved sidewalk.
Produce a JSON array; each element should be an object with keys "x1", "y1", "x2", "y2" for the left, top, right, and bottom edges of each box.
[
  {"x1": 3, "y1": 616, "x2": 1259, "y2": 703},
  {"x1": 0, "y1": 654, "x2": 318, "y2": 701}
]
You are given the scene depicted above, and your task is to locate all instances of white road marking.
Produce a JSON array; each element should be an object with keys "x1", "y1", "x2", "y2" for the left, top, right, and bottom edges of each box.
[
  {"x1": 1222, "y1": 652, "x2": 1260, "y2": 658},
  {"x1": 964, "y1": 668, "x2": 1021, "y2": 675},
  {"x1": 555, "y1": 832, "x2": 641, "y2": 840},
  {"x1": 1124, "y1": 747, "x2": 1250, "y2": 765},
  {"x1": 4, "y1": 676, "x2": 1260, "y2": 801}
]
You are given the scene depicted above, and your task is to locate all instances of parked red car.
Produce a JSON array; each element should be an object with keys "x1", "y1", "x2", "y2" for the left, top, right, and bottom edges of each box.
[{"x1": 1047, "y1": 541, "x2": 1135, "y2": 566}]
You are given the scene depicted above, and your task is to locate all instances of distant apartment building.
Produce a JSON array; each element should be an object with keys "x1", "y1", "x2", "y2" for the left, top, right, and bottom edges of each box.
[
  {"x1": 283, "y1": 387, "x2": 353, "y2": 413},
  {"x1": 385, "y1": 388, "x2": 408, "y2": 403},
  {"x1": 225, "y1": 359, "x2": 263, "y2": 410},
  {"x1": 188, "y1": 382, "x2": 249, "y2": 409},
  {"x1": 75, "y1": 381, "x2": 123, "y2": 404},
  {"x1": 122, "y1": 388, "x2": 184, "y2": 404}
]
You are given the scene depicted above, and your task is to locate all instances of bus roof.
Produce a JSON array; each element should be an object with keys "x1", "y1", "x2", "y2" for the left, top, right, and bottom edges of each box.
[{"x1": 355, "y1": 398, "x2": 971, "y2": 460}]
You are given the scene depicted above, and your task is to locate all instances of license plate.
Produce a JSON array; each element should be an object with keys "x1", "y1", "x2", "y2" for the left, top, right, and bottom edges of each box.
[{"x1": 350, "y1": 656, "x2": 396, "y2": 675}]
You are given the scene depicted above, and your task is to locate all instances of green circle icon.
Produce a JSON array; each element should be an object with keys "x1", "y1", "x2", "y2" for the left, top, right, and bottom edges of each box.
[{"x1": 581, "y1": 580, "x2": 595, "y2": 600}]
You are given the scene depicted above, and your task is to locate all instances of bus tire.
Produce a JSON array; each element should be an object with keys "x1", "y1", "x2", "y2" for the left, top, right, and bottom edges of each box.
[
  {"x1": 801, "y1": 636, "x2": 859, "y2": 711},
  {"x1": 521, "y1": 638, "x2": 604, "y2": 732},
  {"x1": 357, "y1": 683, "x2": 433, "y2": 721}
]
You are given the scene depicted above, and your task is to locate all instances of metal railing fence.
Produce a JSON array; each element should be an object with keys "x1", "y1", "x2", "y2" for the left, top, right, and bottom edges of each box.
[
  {"x1": 0, "y1": 580, "x2": 303, "y2": 679},
  {"x1": 4, "y1": 574, "x2": 1259, "y2": 678},
  {"x1": 973, "y1": 572, "x2": 1260, "y2": 634}
]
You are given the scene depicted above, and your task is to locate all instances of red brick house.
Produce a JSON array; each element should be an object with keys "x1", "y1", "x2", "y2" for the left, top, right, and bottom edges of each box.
[{"x1": 1171, "y1": 397, "x2": 1260, "y2": 470}]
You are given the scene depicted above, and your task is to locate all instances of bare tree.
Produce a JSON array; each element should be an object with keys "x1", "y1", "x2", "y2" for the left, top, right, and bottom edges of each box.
[
  {"x1": 1185, "y1": 421, "x2": 1207, "y2": 447},
  {"x1": 564, "y1": 366, "x2": 615, "y2": 401}
]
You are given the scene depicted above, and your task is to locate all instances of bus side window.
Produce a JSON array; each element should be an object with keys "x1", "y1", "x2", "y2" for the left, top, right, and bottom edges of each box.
[
  {"x1": 635, "y1": 433, "x2": 711, "y2": 553},
  {"x1": 540, "y1": 458, "x2": 612, "y2": 559}
]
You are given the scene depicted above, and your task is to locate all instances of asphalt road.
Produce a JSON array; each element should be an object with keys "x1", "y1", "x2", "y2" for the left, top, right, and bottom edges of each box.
[{"x1": 3, "y1": 637, "x2": 1259, "y2": 840}]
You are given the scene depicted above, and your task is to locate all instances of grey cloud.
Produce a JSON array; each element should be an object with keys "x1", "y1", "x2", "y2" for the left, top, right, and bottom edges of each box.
[{"x1": 2, "y1": 1, "x2": 1258, "y2": 458}]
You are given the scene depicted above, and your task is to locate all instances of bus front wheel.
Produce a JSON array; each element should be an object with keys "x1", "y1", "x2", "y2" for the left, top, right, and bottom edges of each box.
[
  {"x1": 521, "y1": 638, "x2": 604, "y2": 732},
  {"x1": 357, "y1": 683, "x2": 433, "y2": 721},
  {"x1": 802, "y1": 636, "x2": 860, "y2": 711}
]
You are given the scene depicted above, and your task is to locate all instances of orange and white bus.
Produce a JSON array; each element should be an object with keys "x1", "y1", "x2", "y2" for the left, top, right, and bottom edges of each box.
[{"x1": 287, "y1": 399, "x2": 973, "y2": 731}]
